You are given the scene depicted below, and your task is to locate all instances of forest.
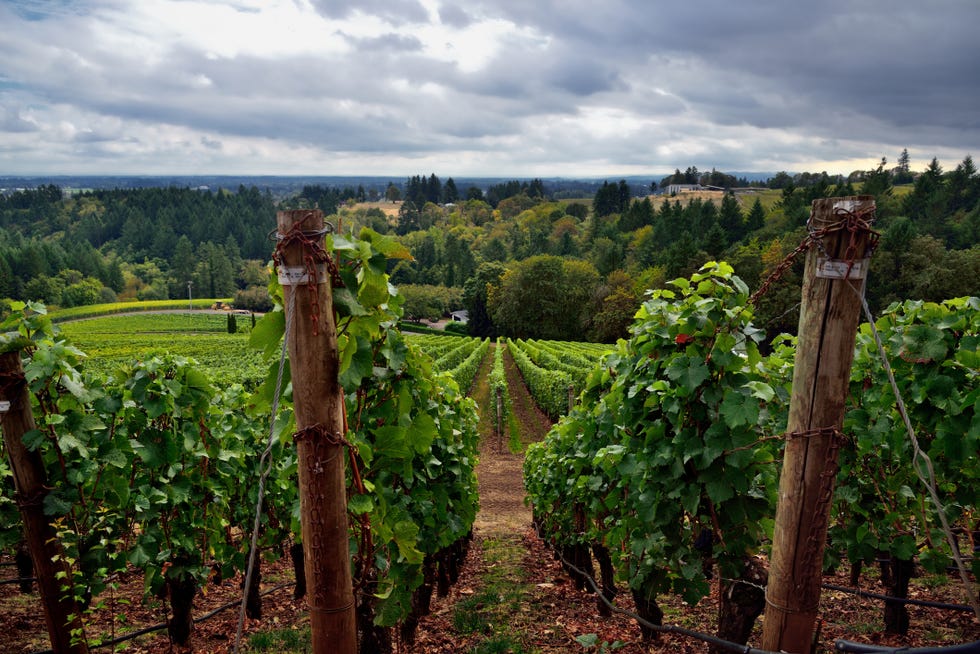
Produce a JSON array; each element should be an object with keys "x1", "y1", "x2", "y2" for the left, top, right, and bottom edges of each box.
[{"x1": 1, "y1": 155, "x2": 978, "y2": 342}]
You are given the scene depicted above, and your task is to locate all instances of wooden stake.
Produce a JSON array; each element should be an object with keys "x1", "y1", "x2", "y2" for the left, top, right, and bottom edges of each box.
[
  {"x1": 0, "y1": 350, "x2": 89, "y2": 654},
  {"x1": 496, "y1": 386, "x2": 503, "y2": 454},
  {"x1": 276, "y1": 210, "x2": 357, "y2": 654},
  {"x1": 761, "y1": 196, "x2": 876, "y2": 653}
]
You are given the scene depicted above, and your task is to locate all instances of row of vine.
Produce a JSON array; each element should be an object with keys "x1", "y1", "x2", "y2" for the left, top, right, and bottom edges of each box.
[
  {"x1": 0, "y1": 227, "x2": 483, "y2": 652},
  {"x1": 522, "y1": 262, "x2": 979, "y2": 647}
]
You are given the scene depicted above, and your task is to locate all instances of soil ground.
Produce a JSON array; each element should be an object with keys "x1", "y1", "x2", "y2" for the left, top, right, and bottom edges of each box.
[{"x1": 1, "y1": 345, "x2": 978, "y2": 653}]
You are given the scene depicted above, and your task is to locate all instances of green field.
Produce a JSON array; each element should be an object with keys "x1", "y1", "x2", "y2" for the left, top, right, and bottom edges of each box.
[{"x1": 59, "y1": 311, "x2": 267, "y2": 387}]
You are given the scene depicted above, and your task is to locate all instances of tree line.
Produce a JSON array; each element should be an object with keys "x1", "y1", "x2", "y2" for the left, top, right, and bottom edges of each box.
[
  {"x1": 370, "y1": 157, "x2": 978, "y2": 342},
  {"x1": 1, "y1": 156, "x2": 977, "y2": 341}
]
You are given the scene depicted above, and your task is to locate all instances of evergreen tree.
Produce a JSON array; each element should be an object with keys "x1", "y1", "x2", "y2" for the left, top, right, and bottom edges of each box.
[
  {"x1": 745, "y1": 198, "x2": 766, "y2": 233},
  {"x1": 701, "y1": 222, "x2": 728, "y2": 257},
  {"x1": 946, "y1": 155, "x2": 977, "y2": 214},
  {"x1": 427, "y1": 173, "x2": 442, "y2": 204},
  {"x1": 0, "y1": 253, "x2": 14, "y2": 298},
  {"x1": 593, "y1": 180, "x2": 629, "y2": 218},
  {"x1": 224, "y1": 234, "x2": 242, "y2": 278},
  {"x1": 105, "y1": 258, "x2": 125, "y2": 294},
  {"x1": 169, "y1": 236, "x2": 197, "y2": 298},
  {"x1": 480, "y1": 237, "x2": 508, "y2": 262},
  {"x1": 719, "y1": 193, "x2": 744, "y2": 242},
  {"x1": 904, "y1": 158, "x2": 946, "y2": 240},
  {"x1": 663, "y1": 231, "x2": 699, "y2": 278},
  {"x1": 196, "y1": 242, "x2": 236, "y2": 298},
  {"x1": 442, "y1": 178, "x2": 459, "y2": 204},
  {"x1": 861, "y1": 157, "x2": 892, "y2": 198},
  {"x1": 894, "y1": 148, "x2": 913, "y2": 184},
  {"x1": 396, "y1": 201, "x2": 421, "y2": 235},
  {"x1": 620, "y1": 197, "x2": 654, "y2": 231}
]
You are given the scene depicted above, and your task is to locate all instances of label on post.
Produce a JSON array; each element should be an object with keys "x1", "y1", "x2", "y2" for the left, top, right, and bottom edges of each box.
[
  {"x1": 815, "y1": 256, "x2": 869, "y2": 280},
  {"x1": 0, "y1": 400, "x2": 9, "y2": 413},
  {"x1": 278, "y1": 264, "x2": 326, "y2": 286}
]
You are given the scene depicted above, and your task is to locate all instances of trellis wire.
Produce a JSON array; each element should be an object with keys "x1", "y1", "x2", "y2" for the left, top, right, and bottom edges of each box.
[
  {"x1": 723, "y1": 577, "x2": 976, "y2": 613},
  {"x1": 821, "y1": 583, "x2": 976, "y2": 613},
  {"x1": 31, "y1": 583, "x2": 295, "y2": 654},
  {"x1": 552, "y1": 547, "x2": 782, "y2": 654},
  {"x1": 835, "y1": 639, "x2": 980, "y2": 653},
  {"x1": 232, "y1": 286, "x2": 296, "y2": 653}
]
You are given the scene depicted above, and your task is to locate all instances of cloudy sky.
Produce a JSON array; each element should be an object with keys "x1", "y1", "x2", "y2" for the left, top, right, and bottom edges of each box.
[{"x1": 1, "y1": 0, "x2": 977, "y2": 178}]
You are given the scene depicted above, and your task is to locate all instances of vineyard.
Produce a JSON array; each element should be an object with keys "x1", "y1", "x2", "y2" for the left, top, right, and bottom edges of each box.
[
  {"x1": 524, "y1": 263, "x2": 979, "y2": 650},
  {"x1": 0, "y1": 226, "x2": 487, "y2": 653},
  {"x1": 57, "y1": 312, "x2": 267, "y2": 386},
  {"x1": 505, "y1": 339, "x2": 610, "y2": 419},
  {"x1": 1, "y1": 227, "x2": 979, "y2": 653}
]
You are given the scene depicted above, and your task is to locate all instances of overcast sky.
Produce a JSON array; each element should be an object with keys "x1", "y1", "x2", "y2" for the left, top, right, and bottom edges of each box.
[{"x1": 1, "y1": 0, "x2": 977, "y2": 178}]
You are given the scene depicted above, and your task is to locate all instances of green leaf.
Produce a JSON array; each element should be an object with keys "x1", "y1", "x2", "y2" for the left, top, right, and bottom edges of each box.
[
  {"x1": 892, "y1": 534, "x2": 917, "y2": 560},
  {"x1": 392, "y1": 520, "x2": 423, "y2": 564},
  {"x1": 129, "y1": 542, "x2": 152, "y2": 567},
  {"x1": 357, "y1": 266, "x2": 390, "y2": 308},
  {"x1": 720, "y1": 392, "x2": 759, "y2": 428},
  {"x1": 22, "y1": 428, "x2": 46, "y2": 451},
  {"x1": 408, "y1": 412, "x2": 437, "y2": 455},
  {"x1": 339, "y1": 333, "x2": 375, "y2": 388},
  {"x1": 332, "y1": 287, "x2": 369, "y2": 317},
  {"x1": 900, "y1": 324, "x2": 948, "y2": 362},
  {"x1": 705, "y1": 478, "x2": 734, "y2": 504},
  {"x1": 372, "y1": 426, "x2": 410, "y2": 460},
  {"x1": 348, "y1": 494, "x2": 373, "y2": 514},
  {"x1": 361, "y1": 229, "x2": 412, "y2": 259},
  {"x1": 43, "y1": 491, "x2": 73, "y2": 516},
  {"x1": 744, "y1": 380, "x2": 775, "y2": 402},
  {"x1": 666, "y1": 356, "x2": 709, "y2": 392},
  {"x1": 249, "y1": 310, "x2": 285, "y2": 358}
]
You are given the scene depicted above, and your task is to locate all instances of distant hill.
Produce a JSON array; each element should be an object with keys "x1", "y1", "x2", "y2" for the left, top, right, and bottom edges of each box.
[{"x1": 0, "y1": 172, "x2": 781, "y2": 198}]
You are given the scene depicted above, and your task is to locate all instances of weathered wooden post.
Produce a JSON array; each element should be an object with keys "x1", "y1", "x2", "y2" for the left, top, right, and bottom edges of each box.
[
  {"x1": 276, "y1": 210, "x2": 357, "y2": 654},
  {"x1": 761, "y1": 196, "x2": 877, "y2": 653},
  {"x1": 0, "y1": 348, "x2": 89, "y2": 654}
]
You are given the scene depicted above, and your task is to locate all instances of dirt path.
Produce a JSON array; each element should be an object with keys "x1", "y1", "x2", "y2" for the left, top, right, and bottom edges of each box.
[
  {"x1": 471, "y1": 344, "x2": 550, "y2": 536},
  {"x1": 408, "y1": 346, "x2": 657, "y2": 653}
]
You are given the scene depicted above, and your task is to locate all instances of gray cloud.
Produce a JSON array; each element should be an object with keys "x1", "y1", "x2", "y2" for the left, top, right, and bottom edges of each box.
[
  {"x1": 0, "y1": 0, "x2": 977, "y2": 176},
  {"x1": 0, "y1": 103, "x2": 38, "y2": 132},
  {"x1": 344, "y1": 32, "x2": 425, "y2": 53},
  {"x1": 438, "y1": 4, "x2": 472, "y2": 28},
  {"x1": 307, "y1": 0, "x2": 428, "y2": 23}
]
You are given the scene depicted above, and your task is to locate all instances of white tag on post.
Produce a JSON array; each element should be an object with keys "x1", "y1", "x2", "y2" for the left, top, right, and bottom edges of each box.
[
  {"x1": 815, "y1": 256, "x2": 869, "y2": 280},
  {"x1": 0, "y1": 400, "x2": 10, "y2": 413},
  {"x1": 278, "y1": 264, "x2": 326, "y2": 286}
]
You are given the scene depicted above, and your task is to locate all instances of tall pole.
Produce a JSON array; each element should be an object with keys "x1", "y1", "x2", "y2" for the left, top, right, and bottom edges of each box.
[
  {"x1": 0, "y1": 349, "x2": 90, "y2": 654},
  {"x1": 187, "y1": 281, "x2": 193, "y2": 311},
  {"x1": 275, "y1": 210, "x2": 357, "y2": 654},
  {"x1": 761, "y1": 196, "x2": 876, "y2": 653}
]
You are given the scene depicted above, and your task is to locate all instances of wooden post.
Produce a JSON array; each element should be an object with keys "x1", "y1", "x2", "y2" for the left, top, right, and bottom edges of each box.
[
  {"x1": 276, "y1": 210, "x2": 357, "y2": 654},
  {"x1": 0, "y1": 350, "x2": 89, "y2": 654},
  {"x1": 496, "y1": 386, "x2": 503, "y2": 454},
  {"x1": 761, "y1": 196, "x2": 876, "y2": 653}
]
